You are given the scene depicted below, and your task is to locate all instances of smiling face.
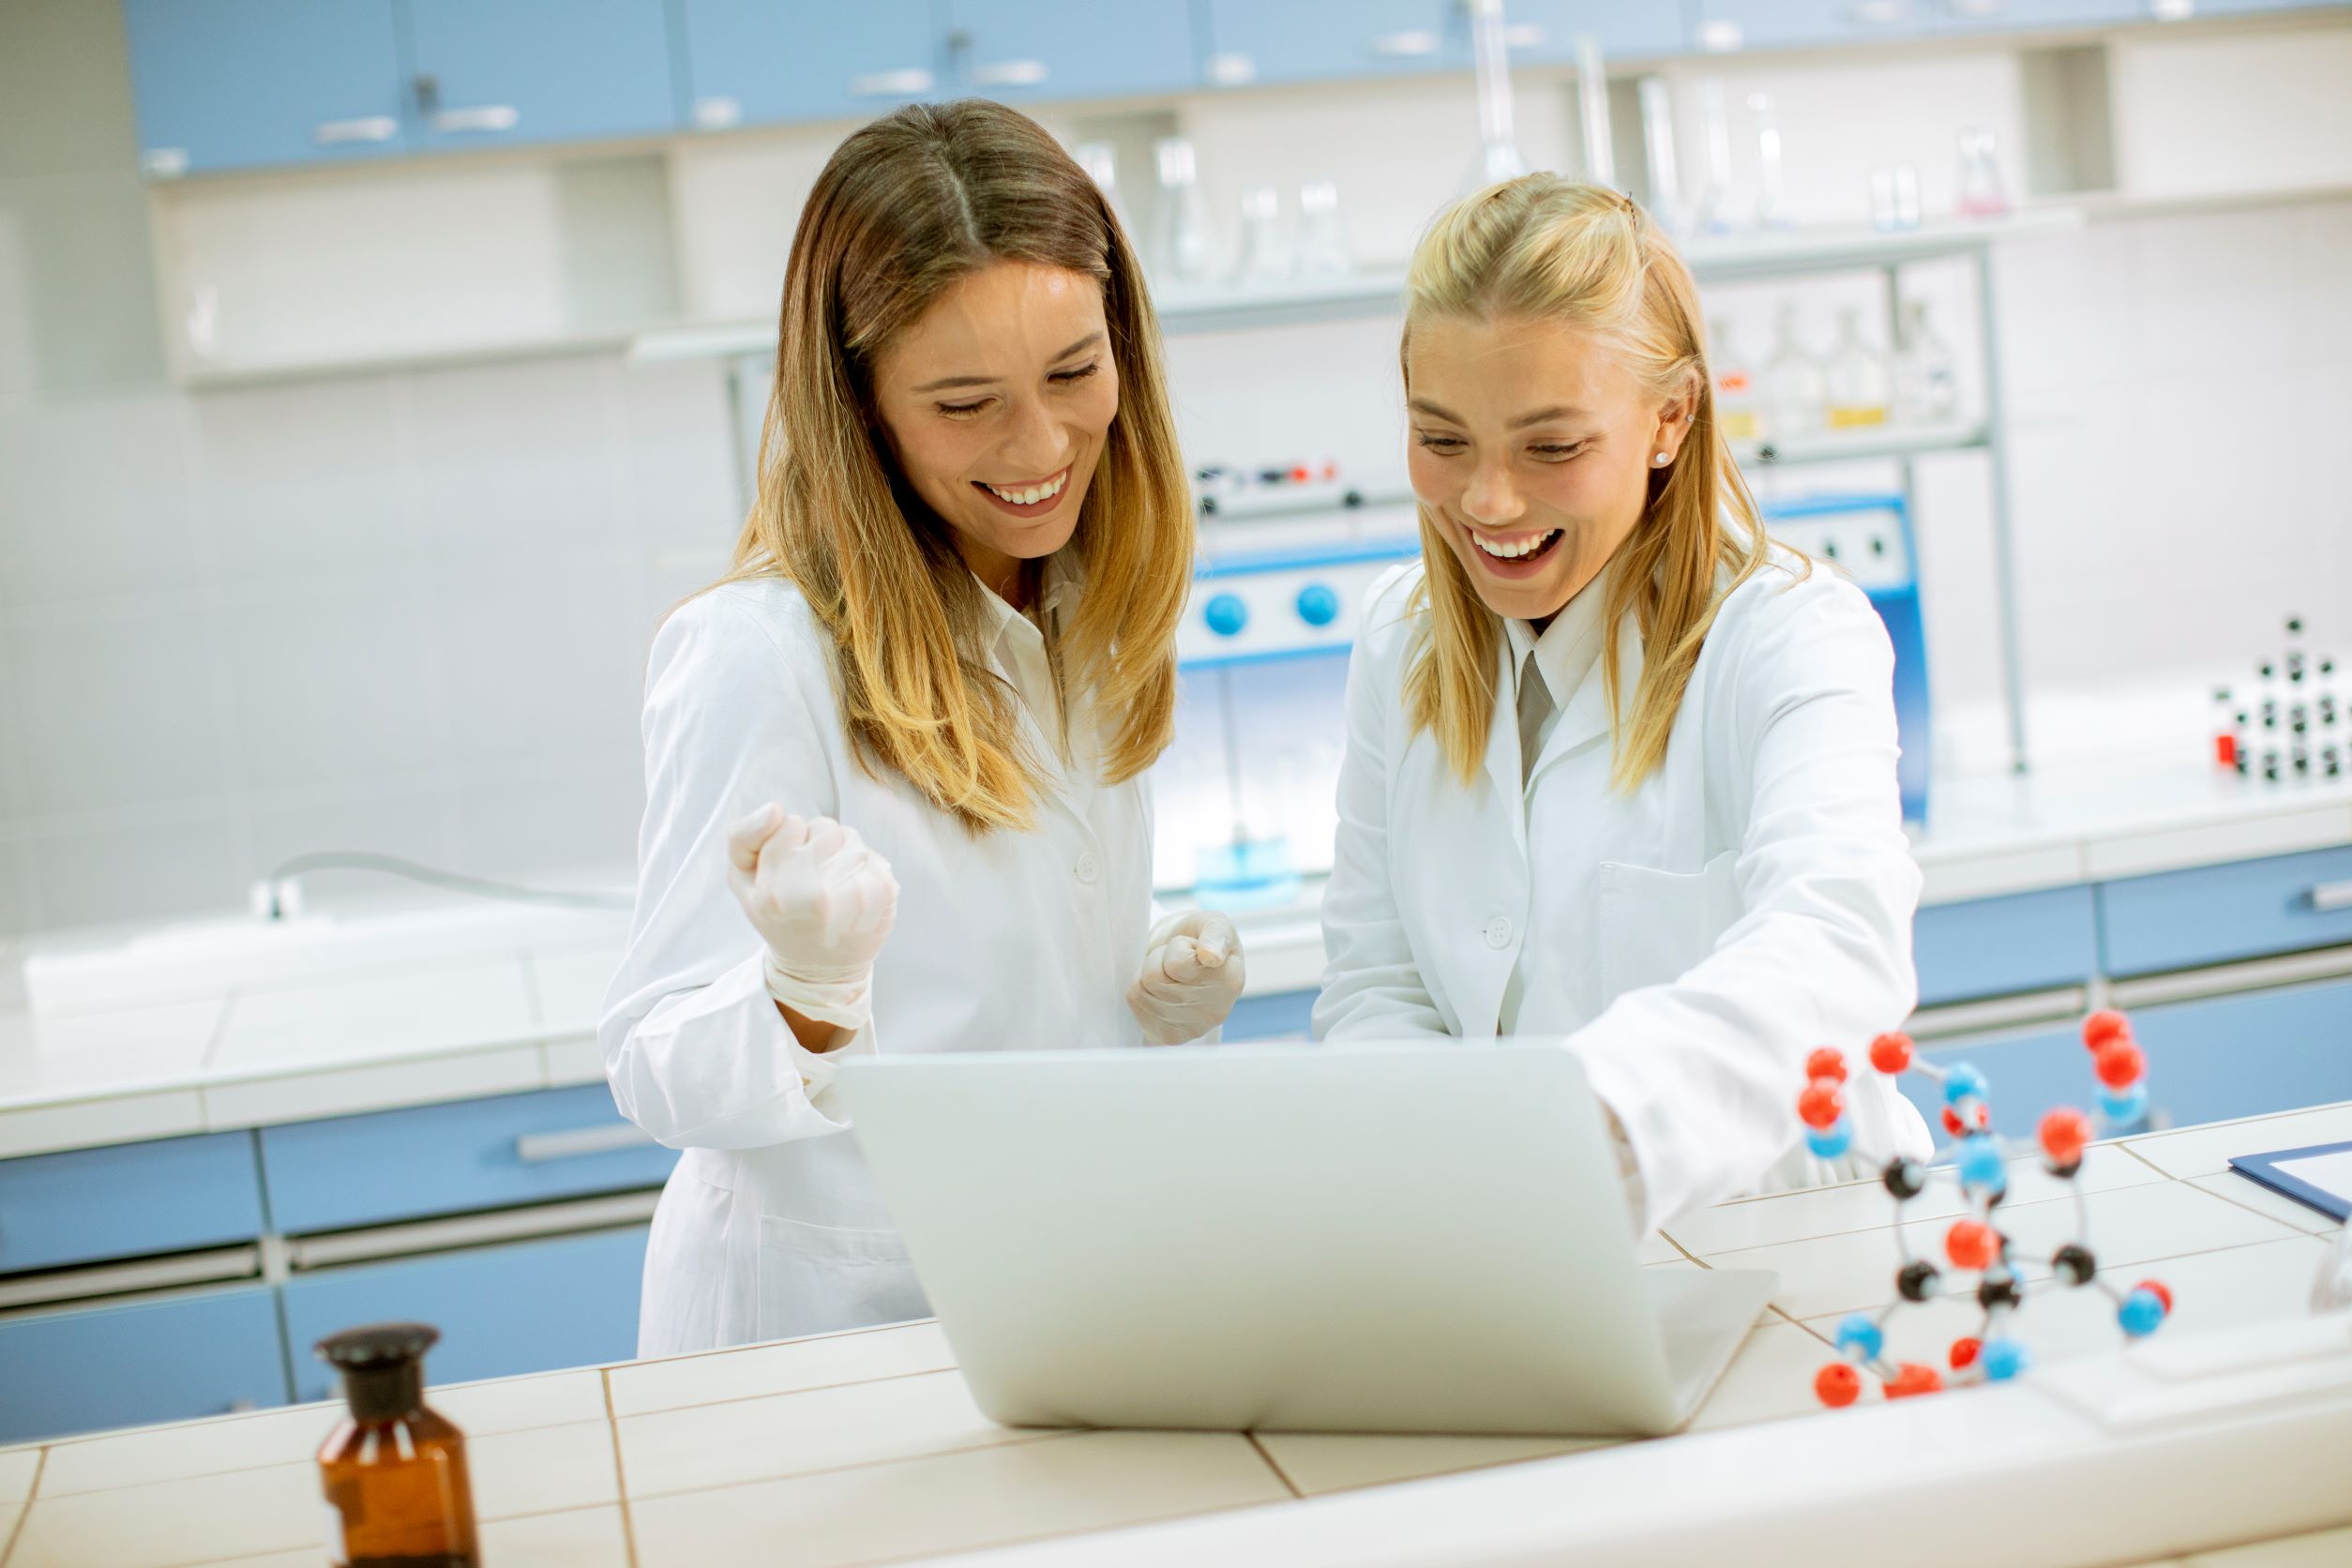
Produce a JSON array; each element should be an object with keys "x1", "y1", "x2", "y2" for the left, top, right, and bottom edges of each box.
[
  {"x1": 870, "y1": 260, "x2": 1120, "y2": 601},
  {"x1": 1406, "y1": 311, "x2": 1695, "y2": 625}
]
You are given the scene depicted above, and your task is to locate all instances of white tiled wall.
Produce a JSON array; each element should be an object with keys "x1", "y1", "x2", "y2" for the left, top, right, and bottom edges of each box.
[{"x1": 1, "y1": 3, "x2": 2348, "y2": 938}]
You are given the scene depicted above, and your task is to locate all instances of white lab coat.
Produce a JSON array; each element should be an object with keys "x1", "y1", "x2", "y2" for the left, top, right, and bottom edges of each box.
[
  {"x1": 601, "y1": 572, "x2": 1152, "y2": 1357},
  {"x1": 1315, "y1": 549, "x2": 1933, "y2": 1231}
]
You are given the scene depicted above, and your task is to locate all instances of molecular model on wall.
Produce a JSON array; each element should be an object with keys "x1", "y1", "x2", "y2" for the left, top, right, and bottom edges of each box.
[{"x1": 1796, "y1": 1008, "x2": 2175, "y2": 1406}]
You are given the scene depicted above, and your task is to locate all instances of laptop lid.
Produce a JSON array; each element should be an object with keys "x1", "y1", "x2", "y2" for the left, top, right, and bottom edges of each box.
[{"x1": 840, "y1": 1040, "x2": 1766, "y2": 1436}]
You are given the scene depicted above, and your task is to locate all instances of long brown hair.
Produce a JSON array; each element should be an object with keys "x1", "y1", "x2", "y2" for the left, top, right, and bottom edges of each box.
[
  {"x1": 712, "y1": 100, "x2": 1191, "y2": 832},
  {"x1": 1401, "y1": 174, "x2": 1784, "y2": 790}
]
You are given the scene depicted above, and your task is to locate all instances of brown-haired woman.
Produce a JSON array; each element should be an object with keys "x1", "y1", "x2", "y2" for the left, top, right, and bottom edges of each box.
[
  {"x1": 601, "y1": 100, "x2": 1246, "y2": 1357},
  {"x1": 1317, "y1": 174, "x2": 1931, "y2": 1234}
]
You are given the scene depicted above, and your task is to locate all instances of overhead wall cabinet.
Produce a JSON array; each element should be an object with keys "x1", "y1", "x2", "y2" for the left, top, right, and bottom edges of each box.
[
  {"x1": 671, "y1": 0, "x2": 942, "y2": 130},
  {"x1": 123, "y1": 0, "x2": 677, "y2": 177},
  {"x1": 940, "y1": 0, "x2": 1200, "y2": 102}
]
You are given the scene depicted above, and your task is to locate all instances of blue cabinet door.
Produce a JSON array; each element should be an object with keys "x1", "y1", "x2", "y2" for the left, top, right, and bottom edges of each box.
[
  {"x1": 1501, "y1": 1, "x2": 1687, "y2": 62},
  {"x1": 1225, "y1": 988, "x2": 1319, "y2": 1043},
  {"x1": 942, "y1": 0, "x2": 1197, "y2": 102},
  {"x1": 1905, "y1": 976, "x2": 2352, "y2": 1142},
  {"x1": 123, "y1": 0, "x2": 410, "y2": 175},
  {"x1": 1689, "y1": 0, "x2": 1923, "y2": 51},
  {"x1": 0, "y1": 1286, "x2": 289, "y2": 1443},
  {"x1": 1925, "y1": 0, "x2": 2148, "y2": 32},
  {"x1": 1913, "y1": 885, "x2": 2100, "y2": 1008},
  {"x1": 0, "y1": 1131, "x2": 264, "y2": 1275},
  {"x1": 402, "y1": 0, "x2": 678, "y2": 151},
  {"x1": 2099, "y1": 845, "x2": 2352, "y2": 979},
  {"x1": 1198, "y1": 0, "x2": 1458, "y2": 87},
  {"x1": 281, "y1": 1225, "x2": 650, "y2": 1402},
  {"x1": 673, "y1": 0, "x2": 942, "y2": 130},
  {"x1": 259, "y1": 1082, "x2": 678, "y2": 1236}
]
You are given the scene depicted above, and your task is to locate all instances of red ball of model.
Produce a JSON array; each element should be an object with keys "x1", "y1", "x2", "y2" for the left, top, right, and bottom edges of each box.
[
  {"x1": 1869, "y1": 1032, "x2": 1914, "y2": 1075},
  {"x1": 2039, "y1": 1107, "x2": 2093, "y2": 1165},
  {"x1": 1815, "y1": 1363, "x2": 1862, "y2": 1408},
  {"x1": 1949, "y1": 1336, "x2": 1982, "y2": 1370},
  {"x1": 1806, "y1": 1048, "x2": 1847, "y2": 1084},
  {"x1": 2137, "y1": 1279, "x2": 2173, "y2": 1314},
  {"x1": 2083, "y1": 1009, "x2": 2131, "y2": 1050},
  {"x1": 2094, "y1": 1040, "x2": 2146, "y2": 1089},
  {"x1": 1946, "y1": 1218, "x2": 1998, "y2": 1270},
  {"x1": 1885, "y1": 1363, "x2": 1944, "y2": 1398},
  {"x1": 1799, "y1": 1079, "x2": 1846, "y2": 1130}
]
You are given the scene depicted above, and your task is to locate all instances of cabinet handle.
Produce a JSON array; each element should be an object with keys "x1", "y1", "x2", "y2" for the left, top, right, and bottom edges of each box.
[
  {"x1": 312, "y1": 115, "x2": 399, "y2": 146},
  {"x1": 1503, "y1": 23, "x2": 1545, "y2": 48},
  {"x1": 1847, "y1": 0, "x2": 1910, "y2": 23},
  {"x1": 851, "y1": 68, "x2": 935, "y2": 98},
  {"x1": 691, "y1": 96, "x2": 742, "y2": 130},
  {"x1": 2150, "y1": 0, "x2": 2194, "y2": 18},
  {"x1": 1367, "y1": 29, "x2": 1440, "y2": 57},
  {"x1": 2311, "y1": 881, "x2": 2352, "y2": 914},
  {"x1": 1945, "y1": 0, "x2": 2003, "y2": 14},
  {"x1": 515, "y1": 1123, "x2": 656, "y2": 1163},
  {"x1": 1205, "y1": 52, "x2": 1256, "y2": 86},
  {"x1": 1697, "y1": 19, "x2": 1745, "y2": 51},
  {"x1": 431, "y1": 104, "x2": 520, "y2": 134},
  {"x1": 972, "y1": 58, "x2": 1048, "y2": 88}
]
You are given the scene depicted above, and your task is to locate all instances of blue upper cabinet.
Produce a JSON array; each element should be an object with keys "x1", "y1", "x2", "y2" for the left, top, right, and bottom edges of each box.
[
  {"x1": 1687, "y1": 0, "x2": 1924, "y2": 53},
  {"x1": 1924, "y1": 0, "x2": 2148, "y2": 31},
  {"x1": 402, "y1": 0, "x2": 678, "y2": 152},
  {"x1": 124, "y1": 0, "x2": 411, "y2": 176},
  {"x1": 1197, "y1": 1, "x2": 1463, "y2": 88},
  {"x1": 942, "y1": 0, "x2": 1198, "y2": 102},
  {"x1": 1500, "y1": 2, "x2": 1687, "y2": 63},
  {"x1": 673, "y1": 0, "x2": 943, "y2": 131}
]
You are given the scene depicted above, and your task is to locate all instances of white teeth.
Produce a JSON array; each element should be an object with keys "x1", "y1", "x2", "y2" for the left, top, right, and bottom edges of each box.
[
  {"x1": 1473, "y1": 529, "x2": 1559, "y2": 561},
  {"x1": 986, "y1": 471, "x2": 1067, "y2": 505}
]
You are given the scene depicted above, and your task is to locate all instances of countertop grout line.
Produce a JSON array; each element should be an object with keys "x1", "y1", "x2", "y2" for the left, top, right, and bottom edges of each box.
[
  {"x1": 2172, "y1": 1175, "x2": 2341, "y2": 1237},
  {"x1": 0, "y1": 1447, "x2": 45, "y2": 1566},
  {"x1": 1243, "y1": 1432, "x2": 1304, "y2": 1500},
  {"x1": 619, "y1": 1425, "x2": 1083, "y2": 1509},
  {"x1": 602, "y1": 1368, "x2": 644, "y2": 1568},
  {"x1": 611, "y1": 1361, "x2": 965, "y2": 1423}
]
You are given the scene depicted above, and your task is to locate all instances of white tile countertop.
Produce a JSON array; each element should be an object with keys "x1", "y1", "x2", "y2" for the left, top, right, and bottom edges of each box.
[
  {"x1": 1, "y1": 1104, "x2": 2345, "y2": 1568},
  {"x1": 0, "y1": 754, "x2": 2345, "y2": 1159}
]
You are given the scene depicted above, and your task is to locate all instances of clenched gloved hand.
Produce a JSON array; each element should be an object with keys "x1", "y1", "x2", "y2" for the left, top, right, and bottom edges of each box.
[
  {"x1": 726, "y1": 806, "x2": 898, "y2": 1034},
  {"x1": 1126, "y1": 909, "x2": 1245, "y2": 1046}
]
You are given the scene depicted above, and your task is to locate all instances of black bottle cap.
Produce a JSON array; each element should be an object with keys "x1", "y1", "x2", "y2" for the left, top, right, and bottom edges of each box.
[{"x1": 317, "y1": 1322, "x2": 438, "y2": 1423}]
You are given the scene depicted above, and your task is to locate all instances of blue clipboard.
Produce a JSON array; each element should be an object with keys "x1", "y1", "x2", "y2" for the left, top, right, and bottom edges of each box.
[{"x1": 2228, "y1": 1139, "x2": 2352, "y2": 1223}]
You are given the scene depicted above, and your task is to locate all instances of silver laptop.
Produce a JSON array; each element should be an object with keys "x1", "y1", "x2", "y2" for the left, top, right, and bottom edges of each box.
[{"x1": 838, "y1": 1040, "x2": 1775, "y2": 1437}]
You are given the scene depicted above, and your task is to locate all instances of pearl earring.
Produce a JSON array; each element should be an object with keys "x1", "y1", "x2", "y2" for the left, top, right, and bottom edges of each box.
[{"x1": 1653, "y1": 451, "x2": 1671, "y2": 466}]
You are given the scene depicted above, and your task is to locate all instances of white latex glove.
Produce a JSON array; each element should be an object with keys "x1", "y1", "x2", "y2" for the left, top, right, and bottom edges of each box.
[
  {"x1": 726, "y1": 806, "x2": 898, "y2": 1033},
  {"x1": 1126, "y1": 910, "x2": 1245, "y2": 1046}
]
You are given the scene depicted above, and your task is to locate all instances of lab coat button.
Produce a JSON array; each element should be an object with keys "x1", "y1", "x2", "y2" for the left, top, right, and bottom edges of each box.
[
  {"x1": 1484, "y1": 915, "x2": 1513, "y2": 948},
  {"x1": 1075, "y1": 852, "x2": 1099, "y2": 884}
]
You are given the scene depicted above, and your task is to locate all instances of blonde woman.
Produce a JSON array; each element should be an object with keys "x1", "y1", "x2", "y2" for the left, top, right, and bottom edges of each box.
[
  {"x1": 1316, "y1": 175, "x2": 1931, "y2": 1231},
  {"x1": 602, "y1": 101, "x2": 1245, "y2": 1357}
]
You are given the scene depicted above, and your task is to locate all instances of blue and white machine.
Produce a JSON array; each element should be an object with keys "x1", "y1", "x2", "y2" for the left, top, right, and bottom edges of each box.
[
  {"x1": 1153, "y1": 490, "x2": 1935, "y2": 900},
  {"x1": 1756, "y1": 492, "x2": 1934, "y2": 823}
]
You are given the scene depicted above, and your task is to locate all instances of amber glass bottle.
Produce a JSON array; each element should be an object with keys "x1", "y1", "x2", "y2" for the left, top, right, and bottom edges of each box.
[{"x1": 315, "y1": 1322, "x2": 480, "y2": 1568}]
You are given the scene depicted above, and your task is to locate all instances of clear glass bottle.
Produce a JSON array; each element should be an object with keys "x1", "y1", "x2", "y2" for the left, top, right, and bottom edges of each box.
[
  {"x1": 1955, "y1": 127, "x2": 2009, "y2": 219},
  {"x1": 1711, "y1": 317, "x2": 1760, "y2": 444},
  {"x1": 317, "y1": 1323, "x2": 479, "y2": 1568},
  {"x1": 1824, "y1": 307, "x2": 1891, "y2": 429},
  {"x1": 1152, "y1": 136, "x2": 1217, "y2": 286},
  {"x1": 1763, "y1": 303, "x2": 1827, "y2": 439},
  {"x1": 1893, "y1": 299, "x2": 1959, "y2": 424}
]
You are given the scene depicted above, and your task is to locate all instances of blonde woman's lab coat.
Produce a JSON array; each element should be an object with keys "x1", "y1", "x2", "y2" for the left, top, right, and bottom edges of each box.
[
  {"x1": 1315, "y1": 551, "x2": 1933, "y2": 1232},
  {"x1": 601, "y1": 574, "x2": 1152, "y2": 1357}
]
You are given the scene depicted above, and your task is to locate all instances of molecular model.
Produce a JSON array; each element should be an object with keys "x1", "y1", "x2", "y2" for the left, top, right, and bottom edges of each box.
[{"x1": 1796, "y1": 1008, "x2": 2174, "y2": 1407}]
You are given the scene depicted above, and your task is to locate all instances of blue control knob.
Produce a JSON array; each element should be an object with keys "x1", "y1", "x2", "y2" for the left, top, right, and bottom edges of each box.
[
  {"x1": 1295, "y1": 583, "x2": 1340, "y2": 627},
  {"x1": 1203, "y1": 593, "x2": 1248, "y2": 638}
]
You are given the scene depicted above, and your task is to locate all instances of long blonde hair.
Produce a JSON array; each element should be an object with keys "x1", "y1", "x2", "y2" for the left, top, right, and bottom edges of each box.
[
  {"x1": 711, "y1": 100, "x2": 1191, "y2": 832},
  {"x1": 1401, "y1": 174, "x2": 1784, "y2": 790}
]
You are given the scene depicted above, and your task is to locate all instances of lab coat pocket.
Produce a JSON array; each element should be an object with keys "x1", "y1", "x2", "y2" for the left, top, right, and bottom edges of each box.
[
  {"x1": 755, "y1": 1215, "x2": 931, "y2": 1341},
  {"x1": 1595, "y1": 851, "x2": 1742, "y2": 1000}
]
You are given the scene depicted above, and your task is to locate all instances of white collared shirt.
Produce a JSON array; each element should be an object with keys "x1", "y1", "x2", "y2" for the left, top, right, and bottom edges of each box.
[{"x1": 1501, "y1": 560, "x2": 1617, "y2": 789}]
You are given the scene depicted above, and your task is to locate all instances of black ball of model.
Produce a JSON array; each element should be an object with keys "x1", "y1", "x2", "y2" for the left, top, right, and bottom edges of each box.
[
  {"x1": 1882, "y1": 1157, "x2": 1928, "y2": 1200},
  {"x1": 1897, "y1": 1259, "x2": 1940, "y2": 1303},
  {"x1": 2053, "y1": 1243, "x2": 2098, "y2": 1287}
]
